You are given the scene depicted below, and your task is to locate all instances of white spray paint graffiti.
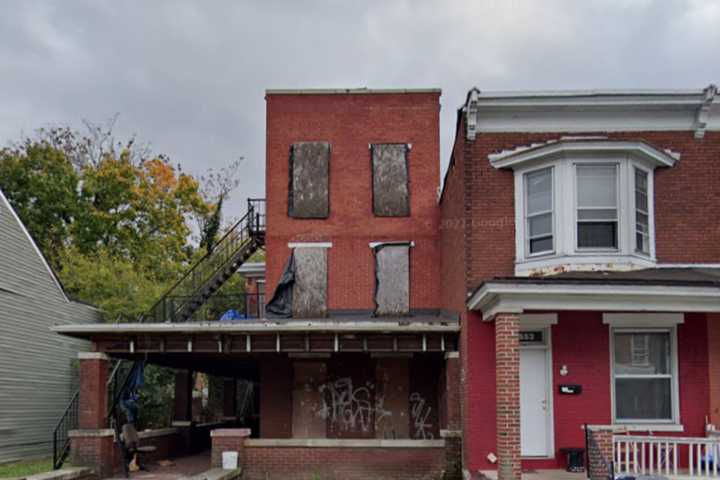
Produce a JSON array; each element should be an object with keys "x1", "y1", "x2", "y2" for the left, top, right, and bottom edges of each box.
[
  {"x1": 316, "y1": 377, "x2": 392, "y2": 433},
  {"x1": 409, "y1": 392, "x2": 434, "y2": 439}
]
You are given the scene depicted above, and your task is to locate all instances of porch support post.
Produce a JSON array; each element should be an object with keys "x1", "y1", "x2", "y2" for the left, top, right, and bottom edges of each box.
[
  {"x1": 495, "y1": 313, "x2": 521, "y2": 480},
  {"x1": 223, "y1": 378, "x2": 238, "y2": 419},
  {"x1": 174, "y1": 370, "x2": 193, "y2": 422},
  {"x1": 440, "y1": 351, "x2": 463, "y2": 480},
  {"x1": 72, "y1": 352, "x2": 113, "y2": 477},
  {"x1": 78, "y1": 352, "x2": 109, "y2": 429}
]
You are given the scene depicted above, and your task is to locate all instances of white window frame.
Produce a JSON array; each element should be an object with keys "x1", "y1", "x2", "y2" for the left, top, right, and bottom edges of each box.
[
  {"x1": 573, "y1": 162, "x2": 621, "y2": 252},
  {"x1": 609, "y1": 326, "x2": 680, "y2": 425},
  {"x1": 632, "y1": 164, "x2": 654, "y2": 257},
  {"x1": 513, "y1": 152, "x2": 658, "y2": 274},
  {"x1": 523, "y1": 166, "x2": 555, "y2": 257}
]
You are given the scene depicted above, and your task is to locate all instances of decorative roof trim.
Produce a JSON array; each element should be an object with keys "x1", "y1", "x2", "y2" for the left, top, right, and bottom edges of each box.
[
  {"x1": 488, "y1": 139, "x2": 680, "y2": 169},
  {"x1": 695, "y1": 84, "x2": 718, "y2": 139},
  {"x1": 463, "y1": 85, "x2": 720, "y2": 135}
]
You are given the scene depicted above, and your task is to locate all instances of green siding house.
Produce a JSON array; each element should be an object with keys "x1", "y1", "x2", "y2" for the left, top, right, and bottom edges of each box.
[{"x1": 0, "y1": 188, "x2": 101, "y2": 463}]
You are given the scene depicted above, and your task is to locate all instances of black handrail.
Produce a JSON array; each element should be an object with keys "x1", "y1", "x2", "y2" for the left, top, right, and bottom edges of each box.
[{"x1": 52, "y1": 391, "x2": 79, "y2": 470}]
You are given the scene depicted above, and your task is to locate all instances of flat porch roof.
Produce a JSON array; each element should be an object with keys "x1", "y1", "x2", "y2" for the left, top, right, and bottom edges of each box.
[{"x1": 468, "y1": 267, "x2": 720, "y2": 320}]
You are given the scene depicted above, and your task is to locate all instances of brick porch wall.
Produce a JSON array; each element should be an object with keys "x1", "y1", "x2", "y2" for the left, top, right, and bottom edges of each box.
[{"x1": 243, "y1": 443, "x2": 445, "y2": 480}]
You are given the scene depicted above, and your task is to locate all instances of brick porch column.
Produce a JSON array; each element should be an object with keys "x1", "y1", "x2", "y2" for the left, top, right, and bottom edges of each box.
[
  {"x1": 72, "y1": 352, "x2": 113, "y2": 477},
  {"x1": 78, "y1": 352, "x2": 109, "y2": 429},
  {"x1": 440, "y1": 351, "x2": 463, "y2": 480},
  {"x1": 587, "y1": 427, "x2": 614, "y2": 480},
  {"x1": 495, "y1": 313, "x2": 521, "y2": 480}
]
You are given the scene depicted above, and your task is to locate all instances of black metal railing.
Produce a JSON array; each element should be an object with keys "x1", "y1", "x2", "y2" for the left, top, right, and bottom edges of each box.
[
  {"x1": 52, "y1": 391, "x2": 79, "y2": 470},
  {"x1": 140, "y1": 198, "x2": 266, "y2": 323},
  {"x1": 164, "y1": 293, "x2": 266, "y2": 322}
]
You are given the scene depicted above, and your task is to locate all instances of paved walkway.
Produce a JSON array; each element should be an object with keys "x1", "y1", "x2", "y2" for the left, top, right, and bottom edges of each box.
[{"x1": 107, "y1": 452, "x2": 210, "y2": 480}]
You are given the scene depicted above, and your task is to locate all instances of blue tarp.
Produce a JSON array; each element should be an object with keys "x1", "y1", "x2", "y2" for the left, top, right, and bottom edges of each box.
[{"x1": 120, "y1": 361, "x2": 145, "y2": 424}]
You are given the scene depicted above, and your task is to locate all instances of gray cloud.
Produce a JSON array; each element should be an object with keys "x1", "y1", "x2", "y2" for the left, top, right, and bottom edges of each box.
[{"x1": 1, "y1": 0, "x2": 718, "y2": 217}]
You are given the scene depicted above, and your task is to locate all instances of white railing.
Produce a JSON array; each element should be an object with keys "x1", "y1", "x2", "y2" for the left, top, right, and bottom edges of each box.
[{"x1": 614, "y1": 435, "x2": 720, "y2": 478}]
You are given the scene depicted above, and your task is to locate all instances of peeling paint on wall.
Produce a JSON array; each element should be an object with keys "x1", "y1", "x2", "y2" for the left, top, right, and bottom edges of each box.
[{"x1": 289, "y1": 142, "x2": 330, "y2": 218}]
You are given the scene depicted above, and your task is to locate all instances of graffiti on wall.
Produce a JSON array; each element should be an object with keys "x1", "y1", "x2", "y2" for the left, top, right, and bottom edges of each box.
[
  {"x1": 409, "y1": 392, "x2": 434, "y2": 439},
  {"x1": 314, "y1": 377, "x2": 433, "y2": 438},
  {"x1": 316, "y1": 377, "x2": 391, "y2": 433}
]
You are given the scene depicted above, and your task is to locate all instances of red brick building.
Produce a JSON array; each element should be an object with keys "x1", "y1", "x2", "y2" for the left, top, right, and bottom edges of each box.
[
  {"x1": 55, "y1": 89, "x2": 461, "y2": 480},
  {"x1": 441, "y1": 86, "x2": 720, "y2": 479},
  {"x1": 54, "y1": 85, "x2": 720, "y2": 480}
]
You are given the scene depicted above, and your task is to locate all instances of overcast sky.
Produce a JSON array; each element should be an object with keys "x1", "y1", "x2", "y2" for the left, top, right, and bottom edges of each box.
[{"x1": 1, "y1": 0, "x2": 718, "y2": 216}]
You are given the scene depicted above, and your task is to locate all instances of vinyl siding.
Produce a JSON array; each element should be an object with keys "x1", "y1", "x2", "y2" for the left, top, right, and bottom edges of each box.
[{"x1": 0, "y1": 191, "x2": 100, "y2": 462}]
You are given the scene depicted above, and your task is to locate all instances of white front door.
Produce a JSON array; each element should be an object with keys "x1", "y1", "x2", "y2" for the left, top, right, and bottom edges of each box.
[{"x1": 520, "y1": 347, "x2": 550, "y2": 457}]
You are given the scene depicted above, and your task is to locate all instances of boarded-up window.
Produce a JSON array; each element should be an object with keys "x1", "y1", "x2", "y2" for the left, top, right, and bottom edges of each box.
[
  {"x1": 373, "y1": 243, "x2": 410, "y2": 316},
  {"x1": 292, "y1": 247, "x2": 328, "y2": 318},
  {"x1": 289, "y1": 142, "x2": 330, "y2": 218},
  {"x1": 372, "y1": 144, "x2": 409, "y2": 217}
]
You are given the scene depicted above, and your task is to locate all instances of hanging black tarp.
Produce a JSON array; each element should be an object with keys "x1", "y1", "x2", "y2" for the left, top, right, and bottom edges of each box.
[
  {"x1": 265, "y1": 252, "x2": 296, "y2": 318},
  {"x1": 119, "y1": 361, "x2": 145, "y2": 425}
]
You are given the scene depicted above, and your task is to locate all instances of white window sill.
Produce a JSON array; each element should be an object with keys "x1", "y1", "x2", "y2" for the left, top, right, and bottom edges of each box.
[{"x1": 515, "y1": 253, "x2": 656, "y2": 277}]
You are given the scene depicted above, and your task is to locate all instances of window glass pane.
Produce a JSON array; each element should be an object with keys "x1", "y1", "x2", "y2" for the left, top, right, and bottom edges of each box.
[
  {"x1": 614, "y1": 332, "x2": 670, "y2": 375},
  {"x1": 529, "y1": 213, "x2": 552, "y2": 237},
  {"x1": 578, "y1": 222, "x2": 617, "y2": 248},
  {"x1": 530, "y1": 236, "x2": 553, "y2": 254},
  {"x1": 635, "y1": 168, "x2": 650, "y2": 253},
  {"x1": 577, "y1": 165, "x2": 617, "y2": 208},
  {"x1": 526, "y1": 168, "x2": 552, "y2": 215},
  {"x1": 615, "y1": 378, "x2": 672, "y2": 420},
  {"x1": 577, "y1": 209, "x2": 618, "y2": 221}
]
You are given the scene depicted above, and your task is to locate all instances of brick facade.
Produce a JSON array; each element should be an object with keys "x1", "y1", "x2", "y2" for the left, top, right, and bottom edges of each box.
[
  {"x1": 265, "y1": 91, "x2": 441, "y2": 313},
  {"x1": 494, "y1": 314, "x2": 521, "y2": 480},
  {"x1": 210, "y1": 428, "x2": 251, "y2": 468},
  {"x1": 243, "y1": 444, "x2": 445, "y2": 480}
]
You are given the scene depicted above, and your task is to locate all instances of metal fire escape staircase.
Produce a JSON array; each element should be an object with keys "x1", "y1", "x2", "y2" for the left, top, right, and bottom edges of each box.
[{"x1": 51, "y1": 199, "x2": 265, "y2": 470}]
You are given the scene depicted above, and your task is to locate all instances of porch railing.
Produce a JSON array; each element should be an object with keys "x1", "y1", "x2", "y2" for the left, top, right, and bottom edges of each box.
[
  {"x1": 614, "y1": 435, "x2": 720, "y2": 478},
  {"x1": 52, "y1": 391, "x2": 79, "y2": 470},
  {"x1": 163, "y1": 293, "x2": 266, "y2": 321}
]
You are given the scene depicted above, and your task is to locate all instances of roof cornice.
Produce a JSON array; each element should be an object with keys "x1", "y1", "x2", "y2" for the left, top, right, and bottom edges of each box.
[{"x1": 464, "y1": 85, "x2": 720, "y2": 137}]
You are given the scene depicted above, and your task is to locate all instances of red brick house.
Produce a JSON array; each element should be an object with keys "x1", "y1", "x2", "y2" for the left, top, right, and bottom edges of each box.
[
  {"x1": 440, "y1": 86, "x2": 720, "y2": 479},
  {"x1": 54, "y1": 89, "x2": 461, "y2": 480}
]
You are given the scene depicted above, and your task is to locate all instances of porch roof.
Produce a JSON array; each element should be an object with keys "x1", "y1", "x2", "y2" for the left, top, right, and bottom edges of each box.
[
  {"x1": 467, "y1": 267, "x2": 720, "y2": 320},
  {"x1": 53, "y1": 318, "x2": 459, "y2": 339}
]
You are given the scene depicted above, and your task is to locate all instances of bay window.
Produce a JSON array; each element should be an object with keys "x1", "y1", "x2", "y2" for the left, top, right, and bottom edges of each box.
[
  {"x1": 499, "y1": 140, "x2": 678, "y2": 275},
  {"x1": 612, "y1": 328, "x2": 677, "y2": 423}
]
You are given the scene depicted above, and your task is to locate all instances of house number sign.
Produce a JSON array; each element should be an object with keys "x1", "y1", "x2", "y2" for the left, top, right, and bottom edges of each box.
[{"x1": 519, "y1": 331, "x2": 544, "y2": 344}]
